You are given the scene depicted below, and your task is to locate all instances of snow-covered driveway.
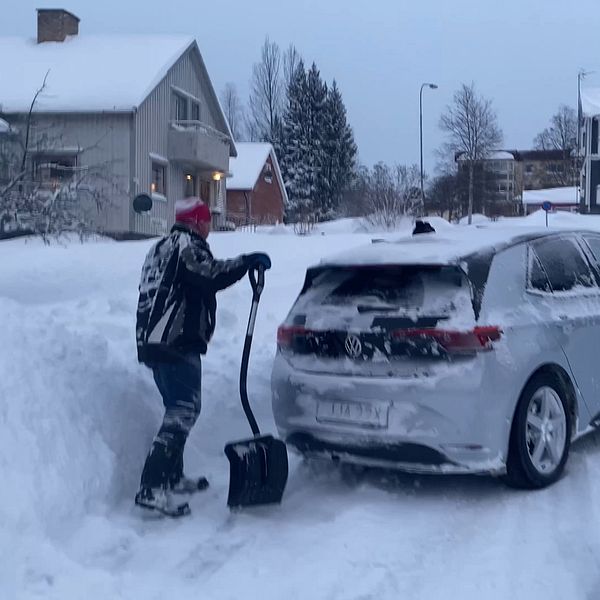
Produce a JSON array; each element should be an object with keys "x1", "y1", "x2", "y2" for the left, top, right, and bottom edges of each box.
[{"x1": 2, "y1": 224, "x2": 600, "y2": 599}]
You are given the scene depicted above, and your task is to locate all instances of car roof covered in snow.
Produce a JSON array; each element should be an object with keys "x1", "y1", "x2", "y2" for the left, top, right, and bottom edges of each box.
[
  {"x1": 0, "y1": 34, "x2": 197, "y2": 112},
  {"x1": 316, "y1": 226, "x2": 598, "y2": 268}
]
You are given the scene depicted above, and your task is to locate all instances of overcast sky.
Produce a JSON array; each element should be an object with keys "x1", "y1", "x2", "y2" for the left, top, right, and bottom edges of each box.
[{"x1": 3, "y1": 0, "x2": 600, "y2": 174}]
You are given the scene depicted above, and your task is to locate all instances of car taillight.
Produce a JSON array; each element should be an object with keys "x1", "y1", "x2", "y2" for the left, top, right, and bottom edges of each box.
[
  {"x1": 277, "y1": 325, "x2": 308, "y2": 348},
  {"x1": 391, "y1": 326, "x2": 502, "y2": 353}
]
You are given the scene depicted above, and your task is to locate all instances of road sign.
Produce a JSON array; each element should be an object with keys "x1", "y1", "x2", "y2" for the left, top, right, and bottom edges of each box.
[{"x1": 541, "y1": 201, "x2": 552, "y2": 212}]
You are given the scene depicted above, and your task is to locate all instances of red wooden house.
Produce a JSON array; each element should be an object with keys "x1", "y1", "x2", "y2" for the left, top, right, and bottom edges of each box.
[{"x1": 226, "y1": 143, "x2": 287, "y2": 225}]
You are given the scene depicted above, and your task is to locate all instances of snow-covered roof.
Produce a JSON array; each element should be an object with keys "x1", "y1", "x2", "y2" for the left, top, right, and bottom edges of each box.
[
  {"x1": 581, "y1": 87, "x2": 600, "y2": 117},
  {"x1": 0, "y1": 34, "x2": 195, "y2": 112},
  {"x1": 228, "y1": 143, "x2": 272, "y2": 189},
  {"x1": 228, "y1": 142, "x2": 289, "y2": 204},
  {"x1": 317, "y1": 226, "x2": 588, "y2": 268},
  {"x1": 522, "y1": 186, "x2": 579, "y2": 205},
  {"x1": 489, "y1": 151, "x2": 515, "y2": 160},
  {"x1": 456, "y1": 150, "x2": 515, "y2": 161}
]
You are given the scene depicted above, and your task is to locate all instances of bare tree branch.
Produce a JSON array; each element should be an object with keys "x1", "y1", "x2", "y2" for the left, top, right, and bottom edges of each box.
[
  {"x1": 247, "y1": 37, "x2": 282, "y2": 143},
  {"x1": 20, "y1": 70, "x2": 50, "y2": 174},
  {"x1": 220, "y1": 82, "x2": 245, "y2": 141},
  {"x1": 439, "y1": 82, "x2": 503, "y2": 223}
]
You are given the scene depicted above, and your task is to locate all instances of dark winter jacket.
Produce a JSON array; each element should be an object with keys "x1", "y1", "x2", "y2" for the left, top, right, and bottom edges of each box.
[{"x1": 136, "y1": 223, "x2": 248, "y2": 364}]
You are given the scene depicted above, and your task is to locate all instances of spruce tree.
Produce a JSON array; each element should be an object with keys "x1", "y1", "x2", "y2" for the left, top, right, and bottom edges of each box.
[
  {"x1": 281, "y1": 61, "x2": 311, "y2": 221},
  {"x1": 306, "y1": 63, "x2": 328, "y2": 220},
  {"x1": 324, "y1": 81, "x2": 357, "y2": 217},
  {"x1": 279, "y1": 62, "x2": 357, "y2": 223}
]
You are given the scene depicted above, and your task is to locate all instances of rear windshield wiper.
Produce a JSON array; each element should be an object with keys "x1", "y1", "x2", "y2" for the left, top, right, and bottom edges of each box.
[{"x1": 357, "y1": 304, "x2": 400, "y2": 313}]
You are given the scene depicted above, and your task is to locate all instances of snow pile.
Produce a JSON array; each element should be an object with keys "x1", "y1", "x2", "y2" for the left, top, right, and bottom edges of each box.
[
  {"x1": 494, "y1": 209, "x2": 600, "y2": 229},
  {"x1": 3, "y1": 222, "x2": 600, "y2": 599},
  {"x1": 458, "y1": 213, "x2": 491, "y2": 225}
]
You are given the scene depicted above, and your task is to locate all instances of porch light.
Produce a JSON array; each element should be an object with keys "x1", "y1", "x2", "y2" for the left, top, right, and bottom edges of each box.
[
  {"x1": 212, "y1": 172, "x2": 222, "y2": 181},
  {"x1": 186, "y1": 174, "x2": 192, "y2": 181}
]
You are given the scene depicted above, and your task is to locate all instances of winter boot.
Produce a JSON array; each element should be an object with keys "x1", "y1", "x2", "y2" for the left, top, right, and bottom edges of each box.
[
  {"x1": 170, "y1": 475, "x2": 210, "y2": 495},
  {"x1": 168, "y1": 452, "x2": 209, "y2": 494},
  {"x1": 134, "y1": 486, "x2": 190, "y2": 518}
]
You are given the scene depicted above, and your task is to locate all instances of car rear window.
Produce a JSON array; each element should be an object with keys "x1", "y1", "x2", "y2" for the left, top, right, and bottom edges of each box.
[
  {"x1": 530, "y1": 237, "x2": 596, "y2": 292},
  {"x1": 292, "y1": 265, "x2": 473, "y2": 324}
]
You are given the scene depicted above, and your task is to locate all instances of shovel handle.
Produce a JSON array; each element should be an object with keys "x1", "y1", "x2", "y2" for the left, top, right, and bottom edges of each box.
[
  {"x1": 248, "y1": 265, "x2": 265, "y2": 297},
  {"x1": 240, "y1": 267, "x2": 264, "y2": 436}
]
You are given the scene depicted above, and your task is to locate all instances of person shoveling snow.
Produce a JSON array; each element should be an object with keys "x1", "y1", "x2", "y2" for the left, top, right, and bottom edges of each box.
[{"x1": 134, "y1": 197, "x2": 271, "y2": 517}]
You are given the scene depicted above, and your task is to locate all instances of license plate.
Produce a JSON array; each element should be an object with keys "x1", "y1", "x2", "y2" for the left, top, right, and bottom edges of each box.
[{"x1": 316, "y1": 400, "x2": 389, "y2": 429}]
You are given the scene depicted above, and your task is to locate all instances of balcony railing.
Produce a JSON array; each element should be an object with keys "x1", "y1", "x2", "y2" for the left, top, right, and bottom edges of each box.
[{"x1": 167, "y1": 120, "x2": 230, "y2": 171}]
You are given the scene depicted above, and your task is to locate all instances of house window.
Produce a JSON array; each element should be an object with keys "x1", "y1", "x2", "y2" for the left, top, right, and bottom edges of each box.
[
  {"x1": 185, "y1": 173, "x2": 197, "y2": 197},
  {"x1": 191, "y1": 101, "x2": 201, "y2": 122},
  {"x1": 263, "y1": 162, "x2": 273, "y2": 183},
  {"x1": 151, "y1": 162, "x2": 166, "y2": 196},
  {"x1": 525, "y1": 164, "x2": 534, "y2": 175},
  {"x1": 33, "y1": 154, "x2": 77, "y2": 188},
  {"x1": 175, "y1": 93, "x2": 188, "y2": 121}
]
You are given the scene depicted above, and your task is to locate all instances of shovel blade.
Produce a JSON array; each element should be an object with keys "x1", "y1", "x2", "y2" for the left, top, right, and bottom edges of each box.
[{"x1": 224, "y1": 434, "x2": 288, "y2": 508}]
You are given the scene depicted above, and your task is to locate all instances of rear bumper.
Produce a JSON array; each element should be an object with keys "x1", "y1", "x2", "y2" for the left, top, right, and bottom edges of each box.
[
  {"x1": 286, "y1": 432, "x2": 504, "y2": 475},
  {"x1": 271, "y1": 354, "x2": 512, "y2": 475}
]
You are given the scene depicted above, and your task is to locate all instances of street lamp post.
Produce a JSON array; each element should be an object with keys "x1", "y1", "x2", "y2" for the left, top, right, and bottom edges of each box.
[{"x1": 420, "y1": 82, "x2": 438, "y2": 214}]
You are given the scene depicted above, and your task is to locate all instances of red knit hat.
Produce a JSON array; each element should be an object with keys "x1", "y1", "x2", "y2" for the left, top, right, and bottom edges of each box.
[{"x1": 175, "y1": 197, "x2": 211, "y2": 226}]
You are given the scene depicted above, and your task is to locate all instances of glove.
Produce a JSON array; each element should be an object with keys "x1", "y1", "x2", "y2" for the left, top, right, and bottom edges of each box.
[{"x1": 245, "y1": 252, "x2": 271, "y2": 270}]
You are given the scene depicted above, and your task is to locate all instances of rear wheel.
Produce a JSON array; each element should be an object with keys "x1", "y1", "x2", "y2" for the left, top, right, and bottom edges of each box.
[{"x1": 504, "y1": 372, "x2": 571, "y2": 489}]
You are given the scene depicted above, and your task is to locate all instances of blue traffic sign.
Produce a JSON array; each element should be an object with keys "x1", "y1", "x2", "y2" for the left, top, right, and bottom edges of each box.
[{"x1": 541, "y1": 201, "x2": 552, "y2": 212}]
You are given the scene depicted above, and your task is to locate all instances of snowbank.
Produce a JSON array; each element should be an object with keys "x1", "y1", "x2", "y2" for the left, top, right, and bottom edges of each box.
[
  {"x1": 3, "y1": 222, "x2": 600, "y2": 599},
  {"x1": 458, "y1": 213, "x2": 491, "y2": 225}
]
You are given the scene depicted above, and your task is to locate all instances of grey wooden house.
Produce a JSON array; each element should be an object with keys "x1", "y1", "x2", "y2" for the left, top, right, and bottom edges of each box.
[{"x1": 0, "y1": 9, "x2": 236, "y2": 235}]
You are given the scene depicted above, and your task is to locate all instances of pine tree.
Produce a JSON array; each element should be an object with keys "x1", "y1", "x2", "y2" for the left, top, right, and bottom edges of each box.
[{"x1": 323, "y1": 80, "x2": 357, "y2": 217}]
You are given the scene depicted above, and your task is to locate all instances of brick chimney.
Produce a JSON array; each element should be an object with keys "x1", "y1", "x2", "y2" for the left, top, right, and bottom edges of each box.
[{"x1": 37, "y1": 9, "x2": 80, "y2": 43}]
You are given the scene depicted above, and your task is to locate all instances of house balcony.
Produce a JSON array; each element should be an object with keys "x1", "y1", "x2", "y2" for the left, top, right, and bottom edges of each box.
[{"x1": 167, "y1": 120, "x2": 230, "y2": 173}]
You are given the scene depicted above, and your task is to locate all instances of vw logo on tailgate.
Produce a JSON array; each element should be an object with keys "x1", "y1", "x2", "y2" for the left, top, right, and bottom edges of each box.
[{"x1": 344, "y1": 334, "x2": 363, "y2": 359}]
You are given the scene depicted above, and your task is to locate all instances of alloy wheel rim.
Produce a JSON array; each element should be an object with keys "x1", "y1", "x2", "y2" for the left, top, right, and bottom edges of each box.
[{"x1": 526, "y1": 386, "x2": 567, "y2": 476}]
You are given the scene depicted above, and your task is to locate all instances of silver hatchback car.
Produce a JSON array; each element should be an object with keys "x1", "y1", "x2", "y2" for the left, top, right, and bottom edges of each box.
[{"x1": 271, "y1": 226, "x2": 600, "y2": 488}]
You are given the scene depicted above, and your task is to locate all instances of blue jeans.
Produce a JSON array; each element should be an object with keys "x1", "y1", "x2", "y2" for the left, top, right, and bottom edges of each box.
[{"x1": 139, "y1": 353, "x2": 202, "y2": 490}]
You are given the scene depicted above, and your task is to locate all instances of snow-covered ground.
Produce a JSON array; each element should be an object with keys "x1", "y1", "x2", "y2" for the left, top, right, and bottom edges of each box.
[{"x1": 3, "y1": 214, "x2": 600, "y2": 599}]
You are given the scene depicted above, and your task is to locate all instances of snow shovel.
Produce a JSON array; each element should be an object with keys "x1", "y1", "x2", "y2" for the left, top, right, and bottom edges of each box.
[{"x1": 224, "y1": 265, "x2": 288, "y2": 509}]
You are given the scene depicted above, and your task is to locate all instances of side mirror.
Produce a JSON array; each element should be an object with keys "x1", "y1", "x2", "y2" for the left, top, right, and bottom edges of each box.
[{"x1": 133, "y1": 193, "x2": 153, "y2": 213}]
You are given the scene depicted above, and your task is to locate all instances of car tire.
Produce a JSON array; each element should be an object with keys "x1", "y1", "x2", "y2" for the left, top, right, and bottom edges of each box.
[{"x1": 503, "y1": 371, "x2": 571, "y2": 490}]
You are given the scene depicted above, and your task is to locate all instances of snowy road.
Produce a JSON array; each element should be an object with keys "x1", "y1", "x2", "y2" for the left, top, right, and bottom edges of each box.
[{"x1": 2, "y1": 222, "x2": 600, "y2": 599}]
